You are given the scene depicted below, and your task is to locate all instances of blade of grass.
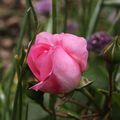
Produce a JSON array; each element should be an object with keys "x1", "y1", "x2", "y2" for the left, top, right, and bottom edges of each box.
[
  {"x1": 63, "y1": 0, "x2": 68, "y2": 32},
  {"x1": 27, "y1": 0, "x2": 38, "y2": 30},
  {"x1": 103, "y1": 0, "x2": 120, "y2": 6},
  {"x1": 11, "y1": 8, "x2": 31, "y2": 120},
  {"x1": 1, "y1": 64, "x2": 15, "y2": 120},
  {"x1": 25, "y1": 104, "x2": 29, "y2": 120},
  {"x1": 11, "y1": 0, "x2": 38, "y2": 119},
  {"x1": 52, "y1": 0, "x2": 57, "y2": 34},
  {"x1": 86, "y1": 0, "x2": 104, "y2": 38},
  {"x1": 2, "y1": 7, "x2": 31, "y2": 120}
]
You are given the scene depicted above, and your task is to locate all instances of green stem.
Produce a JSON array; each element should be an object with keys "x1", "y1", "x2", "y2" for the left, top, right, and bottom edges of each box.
[
  {"x1": 27, "y1": 0, "x2": 38, "y2": 29},
  {"x1": 2, "y1": 6, "x2": 30, "y2": 120},
  {"x1": 2, "y1": 62, "x2": 15, "y2": 120},
  {"x1": 25, "y1": 104, "x2": 29, "y2": 120},
  {"x1": 63, "y1": 0, "x2": 68, "y2": 32},
  {"x1": 18, "y1": 77, "x2": 23, "y2": 120},
  {"x1": 12, "y1": 0, "x2": 38, "y2": 119},
  {"x1": 11, "y1": 4, "x2": 32, "y2": 120},
  {"x1": 106, "y1": 63, "x2": 116, "y2": 119},
  {"x1": 113, "y1": 64, "x2": 120, "y2": 90},
  {"x1": 11, "y1": 73, "x2": 22, "y2": 120},
  {"x1": 81, "y1": 0, "x2": 87, "y2": 35},
  {"x1": 108, "y1": 71, "x2": 112, "y2": 112},
  {"x1": 82, "y1": 88, "x2": 101, "y2": 112},
  {"x1": 16, "y1": 8, "x2": 30, "y2": 54},
  {"x1": 52, "y1": 0, "x2": 57, "y2": 33},
  {"x1": 86, "y1": 0, "x2": 103, "y2": 38},
  {"x1": 27, "y1": 9, "x2": 32, "y2": 41},
  {"x1": 49, "y1": 94, "x2": 56, "y2": 120},
  {"x1": 108, "y1": 11, "x2": 120, "y2": 35},
  {"x1": 12, "y1": 58, "x2": 28, "y2": 120},
  {"x1": 48, "y1": 1, "x2": 57, "y2": 119}
]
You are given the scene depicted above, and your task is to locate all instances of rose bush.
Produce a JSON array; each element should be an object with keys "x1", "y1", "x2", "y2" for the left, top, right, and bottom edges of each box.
[{"x1": 27, "y1": 32, "x2": 88, "y2": 94}]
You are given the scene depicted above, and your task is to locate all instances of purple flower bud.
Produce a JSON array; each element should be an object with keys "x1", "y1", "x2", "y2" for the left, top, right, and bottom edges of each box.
[
  {"x1": 67, "y1": 20, "x2": 78, "y2": 33},
  {"x1": 35, "y1": 0, "x2": 52, "y2": 15},
  {"x1": 87, "y1": 32, "x2": 112, "y2": 52}
]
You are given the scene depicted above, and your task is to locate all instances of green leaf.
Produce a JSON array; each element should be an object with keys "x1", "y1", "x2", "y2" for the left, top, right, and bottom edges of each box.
[{"x1": 49, "y1": 94, "x2": 56, "y2": 120}]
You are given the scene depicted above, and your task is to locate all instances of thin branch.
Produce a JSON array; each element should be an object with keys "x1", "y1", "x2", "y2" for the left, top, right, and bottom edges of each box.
[
  {"x1": 41, "y1": 103, "x2": 101, "y2": 120},
  {"x1": 81, "y1": 112, "x2": 101, "y2": 119},
  {"x1": 68, "y1": 98, "x2": 94, "y2": 111}
]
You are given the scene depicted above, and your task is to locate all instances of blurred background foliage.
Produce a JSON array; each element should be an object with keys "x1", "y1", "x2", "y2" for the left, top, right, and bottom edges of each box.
[{"x1": 0, "y1": 0, "x2": 120, "y2": 120}]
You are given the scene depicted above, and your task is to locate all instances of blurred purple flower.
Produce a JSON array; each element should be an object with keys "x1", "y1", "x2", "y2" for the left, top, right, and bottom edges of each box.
[
  {"x1": 67, "y1": 20, "x2": 78, "y2": 33},
  {"x1": 87, "y1": 32, "x2": 112, "y2": 52},
  {"x1": 35, "y1": 0, "x2": 52, "y2": 15}
]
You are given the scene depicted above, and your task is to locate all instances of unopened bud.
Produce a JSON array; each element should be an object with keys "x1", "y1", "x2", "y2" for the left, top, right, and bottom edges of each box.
[{"x1": 103, "y1": 36, "x2": 120, "y2": 64}]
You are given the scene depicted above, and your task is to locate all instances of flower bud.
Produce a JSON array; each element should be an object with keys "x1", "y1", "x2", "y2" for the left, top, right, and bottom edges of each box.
[
  {"x1": 27, "y1": 32, "x2": 88, "y2": 94},
  {"x1": 103, "y1": 36, "x2": 120, "y2": 64}
]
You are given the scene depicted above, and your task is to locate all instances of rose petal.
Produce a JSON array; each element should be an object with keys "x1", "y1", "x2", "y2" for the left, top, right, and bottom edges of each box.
[
  {"x1": 30, "y1": 81, "x2": 44, "y2": 91},
  {"x1": 35, "y1": 32, "x2": 54, "y2": 45},
  {"x1": 27, "y1": 43, "x2": 52, "y2": 81},
  {"x1": 27, "y1": 55, "x2": 40, "y2": 81},
  {"x1": 60, "y1": 33, "x2": 88, "y2": 72},
  {"x1": 31, "y1": 74, "x2": 62, "y2": 93},
  {"x1": 36, "y1": 48, "x2": 53, "y2": 81},
  {"x1": 53, "y1": 46, "x2": 81, "y2": 83},
  {"x1": 51, "y1": 47, "x2": 81, "y2": 93},
  {"x1": 31, "y1": 47, "x2": 81, "y2": 94}
]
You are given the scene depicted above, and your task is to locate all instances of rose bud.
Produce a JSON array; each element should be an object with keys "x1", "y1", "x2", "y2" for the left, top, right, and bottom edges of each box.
[
  {"x1": 87, "y1": 32, "x2": 112, "y2": 53},
  {"x1": 27, "y1": 32, "x2": 88, "y2": 94},
  {"x1": 103, "y1": 36, "x2": 120, "y2": 64}
]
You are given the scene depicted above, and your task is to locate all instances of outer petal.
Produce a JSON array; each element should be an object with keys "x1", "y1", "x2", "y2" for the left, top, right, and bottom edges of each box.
[
  {"x1": 31, "y1": 74, "x2": 63, "y2": 93},
  {"x1": 27, "y1": 55, "x2": 40, "y2": 81},
  {"x1": 53, "y1": 47, "x2": 81, "y2": 89},
  {"x1": 27, "y1": 43, "x2": 52, "y2": 81},
  {"x1": 35, "y1": 32, "x2": 54, "y2": 45},
  {"x1": 60, "y1": 33, "x2": 88, "y2": 72}
]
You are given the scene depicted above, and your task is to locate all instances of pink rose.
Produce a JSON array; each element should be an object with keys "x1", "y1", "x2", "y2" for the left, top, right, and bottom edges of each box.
[{"x1": 27, "y1": 32, "x2": 88, "y2": 94}]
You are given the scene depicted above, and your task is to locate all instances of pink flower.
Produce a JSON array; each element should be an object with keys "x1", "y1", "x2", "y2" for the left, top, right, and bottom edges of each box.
[{"x1": 27, "y1": 32, "x2": 88, "y2": 94}]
